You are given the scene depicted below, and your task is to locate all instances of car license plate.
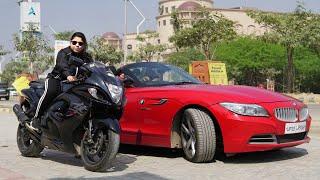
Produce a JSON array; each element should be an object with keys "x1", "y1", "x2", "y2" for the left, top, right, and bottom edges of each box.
[{"x1": 285, "y1": 122, "x2": 306, "y2": 134}]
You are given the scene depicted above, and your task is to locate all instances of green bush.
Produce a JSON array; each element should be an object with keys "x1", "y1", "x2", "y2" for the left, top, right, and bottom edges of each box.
[
  {"x1": 166, "y1": 48, "x2": 205, "y2": 71},
  {"x1": 214, "y1": 37, "x2": 320, "y2": 93}
]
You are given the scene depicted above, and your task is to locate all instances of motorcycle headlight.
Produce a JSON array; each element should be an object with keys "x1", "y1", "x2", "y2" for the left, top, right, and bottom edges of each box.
[
  {"x1": 299, "y1": 107, "x2": 309, "y2": 121},
  {"x1": 106, "y1": 83, "x2": 123, "y2": 104},
  {"x1": 220, "y1": 102, "x2": 269, "y2": 117},
  {"x1": 88, "y1": 88, "x2": 103, "y2": 100}
]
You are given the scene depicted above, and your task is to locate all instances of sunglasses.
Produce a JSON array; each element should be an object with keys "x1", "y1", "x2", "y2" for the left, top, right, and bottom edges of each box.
[{"x1": 71, "y1": 41, "x2": 84, "y2": 46}]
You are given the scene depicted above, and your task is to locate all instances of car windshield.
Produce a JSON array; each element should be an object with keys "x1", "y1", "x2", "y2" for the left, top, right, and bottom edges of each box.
[{"x1": 122, "y1": 62, "x2": 202, "y2": 87}]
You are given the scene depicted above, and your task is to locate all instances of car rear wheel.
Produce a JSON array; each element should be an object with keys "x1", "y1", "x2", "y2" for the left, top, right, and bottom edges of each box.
[{"x1": 180, "y1": 108, "x2": 216, "y2": 163}]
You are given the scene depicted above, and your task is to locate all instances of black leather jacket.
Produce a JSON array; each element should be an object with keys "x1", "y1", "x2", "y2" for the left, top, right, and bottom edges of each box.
[{"x1": 48, "y1": 47, "x2": 93, "y2": 80}]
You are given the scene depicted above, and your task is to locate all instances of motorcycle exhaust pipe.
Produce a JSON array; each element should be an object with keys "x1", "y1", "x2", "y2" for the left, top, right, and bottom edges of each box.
[
  {"x1": 25, "y1": 123, "x2": 41, "y2": 143},
  {"x1": 13, "y1": 104, "x2": 41, "y2": 143},
  {"x1": 13, "y1": 104, "x2": 29, "y2": 124}
]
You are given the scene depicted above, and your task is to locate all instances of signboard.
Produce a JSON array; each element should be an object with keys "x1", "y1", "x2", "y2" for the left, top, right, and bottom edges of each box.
[
  {"x1": 20, "y1": 2, "x2": 41, "y2": 32},
  {"x1": 208, "y1": 62, "x2": 228, "y2": 85},
  {"x1": 54, "y1": 40, "x2": 70, "y2": 64}
]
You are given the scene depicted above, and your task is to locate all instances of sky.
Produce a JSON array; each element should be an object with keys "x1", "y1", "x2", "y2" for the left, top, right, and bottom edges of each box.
[{"x1": 0, "y1": 0, "x2": 320, "y2": 60}]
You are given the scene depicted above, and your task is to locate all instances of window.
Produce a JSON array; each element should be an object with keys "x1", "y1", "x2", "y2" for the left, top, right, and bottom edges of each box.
[
  {"x1": 172, "y1": 6, "x2": 176, "y2": 12},
  {"x1": 163, "y1": 20, "x2": 166, "y2": 26},
  {"x1": 158, "y1": 39, "x2": 161, "y2": 44},
  {"x1": 159, "y1": 6, "x2": 164, "y2": 15},
  {"x1": 159, "y1": 21, "x2": 161, "y2": 27},
  {"x1": 165, "y1": 7, "x2": 168, "y2": 13}
]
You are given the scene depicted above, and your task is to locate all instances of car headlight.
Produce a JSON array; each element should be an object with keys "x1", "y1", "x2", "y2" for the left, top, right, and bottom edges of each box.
[
  {"x1": 88, "y1": 88, "x2": 103, "y2": 100},
  {"x1": 299, "y1": 107, "x2": 309, "y2": 121},
  {"x1": 106, "y1": 83, "x2": 123, "y2": 104},
  {"x1": 220, "y1": 102, "x2": 269, "y2": 117}
]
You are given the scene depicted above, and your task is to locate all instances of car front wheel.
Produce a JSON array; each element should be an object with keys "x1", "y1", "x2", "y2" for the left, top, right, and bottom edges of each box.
[{"x1": 180, "y1": 108, "x2": 216, "y2": 163}]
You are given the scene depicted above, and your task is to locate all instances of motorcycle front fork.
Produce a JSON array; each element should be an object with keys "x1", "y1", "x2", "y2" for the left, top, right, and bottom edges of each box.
[{"x1": 86, "y1": 119, "x2": 94, "y2": 144}]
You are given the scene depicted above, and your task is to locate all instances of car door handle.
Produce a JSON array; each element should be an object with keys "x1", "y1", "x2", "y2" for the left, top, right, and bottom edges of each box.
[
  {"x1": 150, "y1": 99, "x2": 168, "y2": 105},
  {"x1": 141, "y1": 107, "x2": 151, "y2": 111}
]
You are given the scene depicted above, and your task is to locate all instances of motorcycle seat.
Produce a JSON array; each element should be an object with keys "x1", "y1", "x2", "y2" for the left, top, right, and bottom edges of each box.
[{"x1": 30, "y1": 81, "x2": 45, "y2": 89}]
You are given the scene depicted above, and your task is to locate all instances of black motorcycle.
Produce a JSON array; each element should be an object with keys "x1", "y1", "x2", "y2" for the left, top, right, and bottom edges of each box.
[{"x1": 13, "y1": 57, "x2": 124, "y2": 172}]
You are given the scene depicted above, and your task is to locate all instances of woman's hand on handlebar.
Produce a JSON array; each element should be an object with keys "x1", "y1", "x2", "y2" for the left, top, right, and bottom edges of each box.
[{"x1": 67, "y1": 76, "x2": 77, "y2": 82}]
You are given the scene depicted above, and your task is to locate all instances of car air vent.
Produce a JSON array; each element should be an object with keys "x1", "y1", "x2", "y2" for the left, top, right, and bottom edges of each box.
[
  {"x1": 276, "y1": 132, "x2": 307, "y2": 144},
  {"x1": 274, "y1": 108, "x2": 298, "y2": 122},
  {"x1": 249, "y1": 134, "x2": 276, "y2": 144}
]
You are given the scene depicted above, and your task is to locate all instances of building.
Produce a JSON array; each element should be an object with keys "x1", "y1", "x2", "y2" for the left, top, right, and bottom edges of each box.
[
  {"x1": 123, "y1": 0, "x2": 266, "y2": 61},
  {"x1": 102, "y1": 32, "x2": 122, "y2": 50}
]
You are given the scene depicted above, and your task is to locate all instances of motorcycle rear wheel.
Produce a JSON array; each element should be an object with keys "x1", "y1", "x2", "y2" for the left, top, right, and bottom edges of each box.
[
  {"x1": 81, "y1": 128, "x2": 120, "y2": 172},
  {"x1": 16, "y1": 125, "x2": 43, "y2": 157}
]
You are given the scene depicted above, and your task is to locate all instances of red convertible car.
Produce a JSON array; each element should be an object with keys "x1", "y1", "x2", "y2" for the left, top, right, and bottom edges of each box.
[{"x1": 118, "y1": 62, "x2": 311, "y2": 163}]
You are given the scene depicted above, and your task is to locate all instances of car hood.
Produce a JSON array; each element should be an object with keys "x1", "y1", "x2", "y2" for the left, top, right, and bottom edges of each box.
[{"x1": 168, "y1": 84, "x2": 296, "y2": 104}]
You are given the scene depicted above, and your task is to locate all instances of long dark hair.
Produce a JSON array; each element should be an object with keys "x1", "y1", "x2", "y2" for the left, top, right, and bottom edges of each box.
[{"x1": 70, "y1": 32, "x2": 88, "y2": 51}]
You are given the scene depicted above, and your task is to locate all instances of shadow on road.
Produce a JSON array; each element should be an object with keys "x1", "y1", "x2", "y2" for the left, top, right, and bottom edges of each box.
[
  {"x1": 118, "y1": 144, "x2": 183, "y2": 159},
  {"x1": 50, "y1": 172, "x2": 169, "y2": 180},
  {"x1": 221, "y1": 147, "x2": 308, "y2": 164},
  {"x1": 40, "y1": 149, "x2": 137, "y2": 172}
]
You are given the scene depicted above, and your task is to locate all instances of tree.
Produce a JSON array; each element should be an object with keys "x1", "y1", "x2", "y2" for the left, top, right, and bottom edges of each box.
[
  {"x1": 89, "y1": 36, "x2": 123, "y2": 65},
  {"x1": 167, "y1": 48, "x2": 205, "y2": 71},
  {"x1": 169, "y1": 10, "x2": 236, "y2": 60},
  {"x1": 13, "y1": 25, "x2": 54, "y2": 74},
  {"x1": 171, "y1": 11, "x2": 182, "y2": 33},
  {"x1": 0, "y1": 45, "x2": 9, "y2": 56},
  {"x1": 215, "y1": 37, "x2": 287, "y2": 89},
  {"x1": 132, "y1": 31, "x2": 167, "y2": 62},
  {"x1": 54, "y1": 30, "x2": 75, "y2": 41},
  {"x1": 248, "y1": 3, "x2": 320, "y2": 92},
  {"x1": 0, "y1": 60, "x2": 29, "y2": 84}
]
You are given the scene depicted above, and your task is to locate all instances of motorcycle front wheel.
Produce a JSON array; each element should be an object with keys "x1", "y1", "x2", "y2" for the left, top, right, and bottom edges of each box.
[{"x1": 80, "y1": 128, "x2": 120, "y2": 172}]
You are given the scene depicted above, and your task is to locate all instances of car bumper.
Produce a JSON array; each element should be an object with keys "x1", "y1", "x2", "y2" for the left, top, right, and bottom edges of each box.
[{"x1": 210, "y1": 103, "x2": 311, "y2": 153}]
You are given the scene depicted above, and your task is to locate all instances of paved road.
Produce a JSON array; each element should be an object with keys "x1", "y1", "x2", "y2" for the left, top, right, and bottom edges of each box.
[
  {"x1": 0, "y1": 97, "x2": 19, "y2": 107},
  {"x1": 0, "y1": 112, "x2": 319, "y2": 179}
]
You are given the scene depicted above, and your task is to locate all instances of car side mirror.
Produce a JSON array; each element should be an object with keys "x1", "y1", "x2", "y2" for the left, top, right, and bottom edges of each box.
[{"x1": 123, "y1": 77, "x2": 134, "y2": 88}]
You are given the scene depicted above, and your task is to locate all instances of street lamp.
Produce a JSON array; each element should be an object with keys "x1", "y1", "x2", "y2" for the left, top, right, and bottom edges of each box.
[{"x1": 123, "y1": 0, "x2": 146, "y2": 64}]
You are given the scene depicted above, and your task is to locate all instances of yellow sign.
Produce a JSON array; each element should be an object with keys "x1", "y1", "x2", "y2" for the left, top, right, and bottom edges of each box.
[
  {"x1": 12, "y1": 76, "x2": 30, "y2": 96},
  {"x1": 208, "y1": 62, "x2": 228, "y2": 85},
  {"x1": 189, "y1": 64, "x2": 193, "y2": 74}
]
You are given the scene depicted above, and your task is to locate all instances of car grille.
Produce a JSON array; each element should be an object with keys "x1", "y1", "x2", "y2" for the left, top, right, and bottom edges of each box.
[
  {"x1": 274, "y1": 108, "x2": 298, "y2": 122},
  {"x1": 276, "y1": 132, "x2": 307, "y2": 143}
]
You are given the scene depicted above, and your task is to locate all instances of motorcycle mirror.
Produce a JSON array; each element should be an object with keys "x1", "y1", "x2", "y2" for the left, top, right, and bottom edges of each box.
[
  {"x1": 69, "y1": 56, "x2": 84, "y2": 66},
  {"x1": 107, "y1": 66, "x2": 117, "y2": 75}
]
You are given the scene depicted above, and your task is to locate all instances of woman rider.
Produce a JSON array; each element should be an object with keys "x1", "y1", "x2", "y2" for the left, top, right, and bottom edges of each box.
[{"x1": 32, "y1": 32, "x2": 93, "y2": 130}]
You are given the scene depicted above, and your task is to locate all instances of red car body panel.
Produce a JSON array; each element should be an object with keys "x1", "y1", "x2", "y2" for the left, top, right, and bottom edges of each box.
[{"x1": 119, "y1": 79, "x2": 311, "y2": 153}]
